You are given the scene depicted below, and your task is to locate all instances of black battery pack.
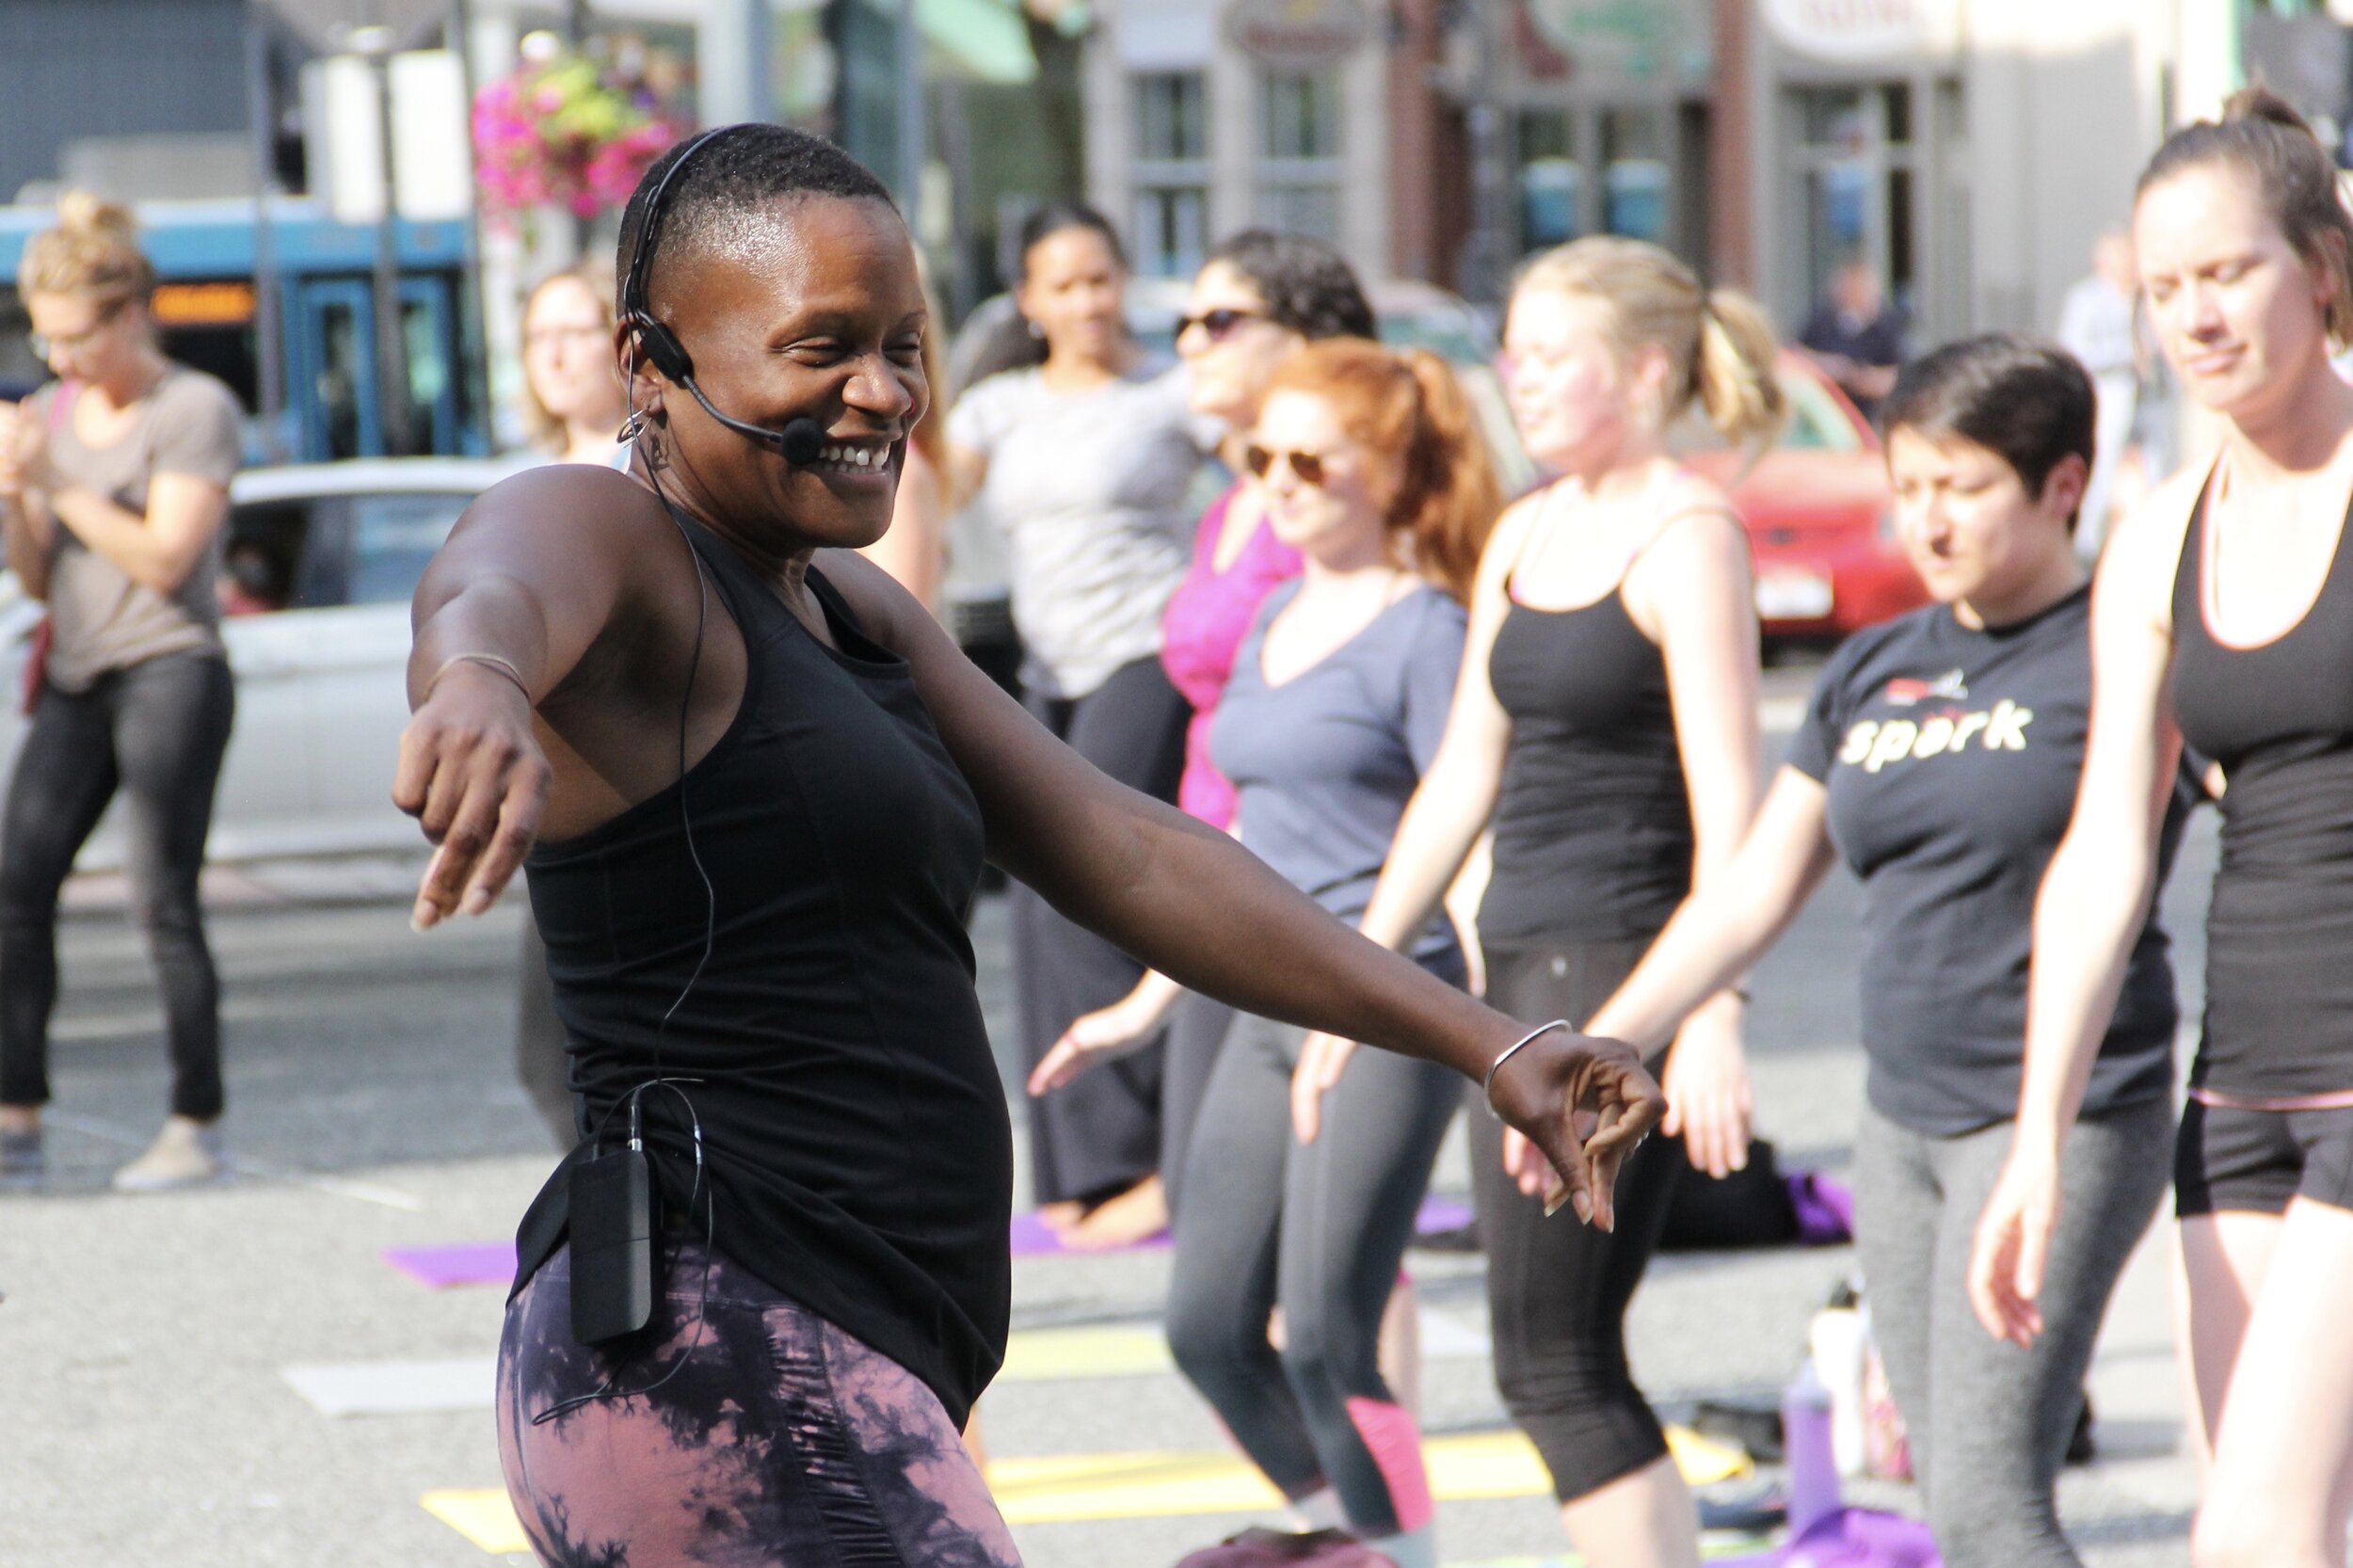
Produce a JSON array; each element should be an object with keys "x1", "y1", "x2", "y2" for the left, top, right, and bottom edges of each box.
[{"x1": 568, "y1": 1146, "x2": 656, "y2": 1346}]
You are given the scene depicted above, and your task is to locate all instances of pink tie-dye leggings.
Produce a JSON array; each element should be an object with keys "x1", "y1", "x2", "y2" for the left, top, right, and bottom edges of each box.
[{"x1": 497, "y1": 1240, "x2": 1021, "y2": 1567}]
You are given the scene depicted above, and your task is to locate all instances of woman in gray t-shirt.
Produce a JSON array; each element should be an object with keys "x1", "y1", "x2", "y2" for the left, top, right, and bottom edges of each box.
[
  {"x1": 0, "y1": 194, "x2": 242, "y2": 1193},
  {"x1": 944, "y1": 204, "x2": 1210, "y2": 1246}
]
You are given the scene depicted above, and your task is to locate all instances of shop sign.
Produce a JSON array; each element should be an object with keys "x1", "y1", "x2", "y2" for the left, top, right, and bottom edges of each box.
[
  {"x1": 1525, "y1": 0, "x2": 1710, "y2": 85},
  {"x1": 1223, "y1": 0, "x2": 1369, "y2": 71},
  {"x1": 1760, "y1": 0, "x2": 1960, "y2": 63}
]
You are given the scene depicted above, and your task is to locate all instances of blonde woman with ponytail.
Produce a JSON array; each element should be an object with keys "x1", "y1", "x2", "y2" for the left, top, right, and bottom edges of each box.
[
  {"x1": 1031, "y1": 339, "x2": 1499, "y2": 1568},
  {"x1": 1294, "y1": 236, "x2": 1785, "y2": 1567},
  {"x1": 0, "y1": 193, "x2": 245, "y2": 1192}
]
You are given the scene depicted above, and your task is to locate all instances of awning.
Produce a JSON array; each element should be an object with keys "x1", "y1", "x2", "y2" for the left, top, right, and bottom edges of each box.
[{"x1": 903, "y1": 0, "x2": 1039, "y2": 86}]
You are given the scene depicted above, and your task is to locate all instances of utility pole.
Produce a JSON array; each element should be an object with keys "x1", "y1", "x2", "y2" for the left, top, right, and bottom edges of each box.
[
  {"x1": 351, "y1": 24, "x2": 415, "y2": 457},
  {"x1": 1457, "y1": 2, "x2": 1511, "y2": 306},
  {"x1": 244, "y1": 1, "x2": 289, "y2": 463}
]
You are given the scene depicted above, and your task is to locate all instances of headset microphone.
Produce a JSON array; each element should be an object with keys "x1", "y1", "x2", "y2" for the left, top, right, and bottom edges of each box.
[{"x1": 779, "y1": 417, "x2": 824, "y2": 466}]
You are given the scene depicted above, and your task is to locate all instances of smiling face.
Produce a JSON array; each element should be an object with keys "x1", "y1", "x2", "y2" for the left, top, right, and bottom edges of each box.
[
  {"x1": 523, "y1": 275, "x2": 623, "y2": 431},
  {"x1": 1015, "y1": 226, "x2": 1128, "y2": 363},
  {"x1": 1886, "y1": 426, "x2": 2082, "y2": 612},
  {"x1": 632, "y1": 192, "x2": 929, "y2": 552},
  {"x1": 2136, "y1": 160, "x2": 2338, "y2": 424},
  {"x1": 1177, "y1": 261, "x2": 1303, "y2": 425},
  {"x1": 1503, "y1": 288, "x2": 1658, "y2": 472},
  {"x1": 1249, "y1": 388, "x2": 1395, "y2": 565}
]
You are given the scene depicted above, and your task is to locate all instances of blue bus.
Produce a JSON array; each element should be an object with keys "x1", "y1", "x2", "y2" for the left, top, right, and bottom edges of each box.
[{"x1": 0, "y1": 196, "x2": 488, "y2": 463}]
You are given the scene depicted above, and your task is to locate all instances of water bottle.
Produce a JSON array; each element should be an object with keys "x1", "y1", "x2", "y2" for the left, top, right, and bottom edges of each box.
[
  {"x1": 1781, "y1": 1353, "x2": 1841, "y2": 1536},
  {"x1": 1810, "y1": 1302, "x2": 1869, "y2": 1479}
]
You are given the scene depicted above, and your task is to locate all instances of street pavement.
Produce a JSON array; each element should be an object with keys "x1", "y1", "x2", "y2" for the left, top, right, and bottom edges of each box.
[{"x1": 2, "y1": 675, "x2": 2212, "y2": 1567}]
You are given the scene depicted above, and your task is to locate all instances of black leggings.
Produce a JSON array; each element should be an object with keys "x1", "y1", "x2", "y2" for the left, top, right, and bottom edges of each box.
[
  {"x1": 1165, "y1": 1004, "x2": 1459, "y2": 1538},
  {"x1": 0, "y1": 654, "x2": 234, "y2": 1119},
  {"x1": 1475, "y1": 936, "x2": 1682, "y2": 1502},
  {"x1": 1013, "y1": 655, "x2": 1189, "y2": 1206}
]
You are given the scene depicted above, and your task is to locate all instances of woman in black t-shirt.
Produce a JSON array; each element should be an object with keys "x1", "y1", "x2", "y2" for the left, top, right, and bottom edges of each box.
[{"x1": 1575, "y1": 336, "x2": 2185, "y2": 1568}]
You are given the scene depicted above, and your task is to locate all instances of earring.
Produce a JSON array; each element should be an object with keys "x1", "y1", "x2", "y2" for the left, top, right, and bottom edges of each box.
[
  {"x1": 1025, "y1": 317, "x2": 1044, "y2": 341},
  {"x1": 618, "y1": 406, "x2": 648, "y2": 442}
]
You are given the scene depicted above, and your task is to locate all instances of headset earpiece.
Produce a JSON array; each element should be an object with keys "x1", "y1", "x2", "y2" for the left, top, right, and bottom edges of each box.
[{"x1": 632, "y1": 315, "x2": 695, "y2": 386}]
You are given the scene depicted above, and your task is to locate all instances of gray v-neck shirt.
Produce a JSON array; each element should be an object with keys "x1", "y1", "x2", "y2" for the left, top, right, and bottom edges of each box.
[{"x1": 1212, "y1": 580, "x2": 1467, "y2": 963}]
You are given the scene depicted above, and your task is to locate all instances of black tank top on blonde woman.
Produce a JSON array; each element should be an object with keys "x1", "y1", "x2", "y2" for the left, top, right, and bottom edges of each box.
[
  {"x1": 511, "y1": 510, "x2": 1010, "y2": 1424},
  {"x1": 1479, "y1": 496, "x2": 1703, "y2": 946},
  {"x1": 2170, "y1": 468, "x2": 2353, "y2": 1097}
]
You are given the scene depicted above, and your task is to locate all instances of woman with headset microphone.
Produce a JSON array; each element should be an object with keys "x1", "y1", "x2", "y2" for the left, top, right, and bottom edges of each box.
[{"x1": 397, "y1": 124, "x2": 1663, "y2": 1566}]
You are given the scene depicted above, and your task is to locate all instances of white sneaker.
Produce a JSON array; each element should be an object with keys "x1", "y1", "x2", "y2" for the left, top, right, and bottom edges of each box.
[{"x1": 111, "y1": 1116, "x2": 226, "y2": 1192}]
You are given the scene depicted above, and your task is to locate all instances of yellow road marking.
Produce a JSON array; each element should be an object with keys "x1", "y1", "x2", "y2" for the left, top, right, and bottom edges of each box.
[{"x1": 422, "y1": 1426, "x2": 1748, "y2": 1547}]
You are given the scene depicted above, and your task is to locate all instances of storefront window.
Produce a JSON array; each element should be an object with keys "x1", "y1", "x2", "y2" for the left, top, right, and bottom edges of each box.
[
  {"x1": 1603, "y1": 108, "x2": 1667, "y2": 243},
  {"x1": 1257, "y1": 70, "x2": 1343, "y2": 246},
  {"x1": 1134, "y1": 72, "x2": 1210, "y2": 278},
  {"x1": 1790, "y1": 82, "x2": 1927, "y2": 324},
  {"x1": 1516, "y1": 110, "x2": 1579, "y2": 250}
]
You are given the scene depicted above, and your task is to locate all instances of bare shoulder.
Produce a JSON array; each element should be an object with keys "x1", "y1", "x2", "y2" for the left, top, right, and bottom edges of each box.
[
  {"x1": 1474, "y1": 485, "x2": 1550, "y2": 587},
  {"x1": 810, "y1": 545, "x2": 946, "y2": 658},
  {"x1": 448, "y1": 462, "x2": 666, "y2": 550},
  {"x1": 2094, "y1": 458, "x2": 2209, "y2": 634},
  {"x1": 1639, "y1": 474, "x2": 1752, "y2": 573}
]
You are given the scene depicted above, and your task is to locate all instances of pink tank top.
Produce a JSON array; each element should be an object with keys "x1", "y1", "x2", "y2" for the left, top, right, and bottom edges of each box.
[{"x1": 1160, "y1": 484, "x2": 1302, "y2": 828}]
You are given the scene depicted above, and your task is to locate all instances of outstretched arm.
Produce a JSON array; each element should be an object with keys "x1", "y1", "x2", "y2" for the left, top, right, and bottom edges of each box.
[
  {"x1": 394, "y1": 466, "x2": 662, "y2": 924},
  {"x1": 1968, "y1": 486, "x2": 2189, "y2": 1345},
  {"x1": 824, "y1": 549, "x2": 1666, "y2": 1225}
]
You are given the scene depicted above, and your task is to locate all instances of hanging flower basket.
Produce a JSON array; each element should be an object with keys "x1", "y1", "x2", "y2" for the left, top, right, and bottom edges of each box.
[{"x1": 472, "y1": 44, "x2": 685, "y2": 226}]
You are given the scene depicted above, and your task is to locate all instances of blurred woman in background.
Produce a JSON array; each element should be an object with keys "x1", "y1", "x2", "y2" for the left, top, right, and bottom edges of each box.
[
  {"x1": 0, "y1": 193, "x2": 245, "y2": 1192},
  {"x1": 946, "y1": 203, "x2": 1210, "y2": 1247},
  {"x1": 1302, "y1": 236, "x2": 1785, "y2": 1567},
  {"x1": 1036, "y1": 339, "x2": 1499, "y2": 1567},
  {"x1": 519, "y1": 261, "x2": 629, "y2": 468}
]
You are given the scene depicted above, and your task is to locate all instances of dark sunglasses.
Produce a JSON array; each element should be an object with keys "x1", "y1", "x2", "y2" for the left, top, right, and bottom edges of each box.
[
  {"x1": 1176, "y1": 307, "x2": 1270, "y2": 344},
  {"x1": 1242, "y1": 443, "x2": 1327, "y2": 487}
]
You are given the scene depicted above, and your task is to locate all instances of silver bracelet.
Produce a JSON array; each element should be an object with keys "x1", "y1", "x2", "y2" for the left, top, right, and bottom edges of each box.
[
  {"x1": 1482, "y1": 1018, "x2": 1571, "y2": 1118},
  {"x1": 426, "y1": 651, "x2": 532, "y2": 702}
]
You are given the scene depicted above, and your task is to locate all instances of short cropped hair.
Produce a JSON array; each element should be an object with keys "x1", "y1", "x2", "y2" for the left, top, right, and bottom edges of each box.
[{"x1": 1879, "y1": 333, "x2": 2096, "y2": 527}]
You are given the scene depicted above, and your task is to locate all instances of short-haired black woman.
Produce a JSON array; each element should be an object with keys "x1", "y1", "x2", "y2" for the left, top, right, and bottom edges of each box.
[{"x1": 394, "y1": 124, "x2": 1663, "y2": 1567}]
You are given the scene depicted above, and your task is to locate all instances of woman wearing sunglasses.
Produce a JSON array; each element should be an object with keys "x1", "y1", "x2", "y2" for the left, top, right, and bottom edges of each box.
[
  {"x1": 1292, "y1": 238, "x2": 1785, "y2": 1568},
  {"x1": 1035, "y1": 232, "x2": 1376, "y2": 1226},
  {"x1": 1043, "y1": 337, "x2": 1498, "y2": 1567}
]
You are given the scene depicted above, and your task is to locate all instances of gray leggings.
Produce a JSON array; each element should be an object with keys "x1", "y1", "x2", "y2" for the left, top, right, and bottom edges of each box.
[
  {"x1": 1166, "y1": 1006, "x2": 1459, "y2": 1538},
  {"x1": 1854, "y1": 1095, "x2": 2170, "y2": 1568}
]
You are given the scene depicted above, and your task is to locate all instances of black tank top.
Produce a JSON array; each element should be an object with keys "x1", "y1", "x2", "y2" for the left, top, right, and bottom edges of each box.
[
  {"x1": 2170, "y1": 469, "x2": 2353, "y2": 1095},
  {"x1": 1480, "y1": 511, "x2": 1698, "y2": 945},
  {"x1": 511, "y1": 510, "x2": 1009, "y2": 1422}
]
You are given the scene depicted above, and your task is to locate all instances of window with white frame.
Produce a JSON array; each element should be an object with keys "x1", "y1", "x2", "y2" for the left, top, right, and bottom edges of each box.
[
  {"x1": 1255, "y1": 70, "x2": 1342, "y2": 246},
  {"x1": 1132, "y1": 71, "x2": 1210, "y2": 279}
]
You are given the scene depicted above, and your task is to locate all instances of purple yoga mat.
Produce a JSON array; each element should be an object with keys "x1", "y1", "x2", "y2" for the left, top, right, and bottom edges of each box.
[
  {"x1": 382, "y1": 1240, "x2": 519, "y2": 1289},
  {"x1": 1006, "y1": 1192, "x2": 1475, "y2": 1258}
]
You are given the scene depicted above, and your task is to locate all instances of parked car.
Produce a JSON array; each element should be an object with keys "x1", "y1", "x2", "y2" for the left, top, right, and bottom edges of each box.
[
  {"x1": 0, "y1": 457, "x2": 510, "y2": 867},
  {"x1": 1681, "y1": 353, "x2": 1925, "y2": 640}
]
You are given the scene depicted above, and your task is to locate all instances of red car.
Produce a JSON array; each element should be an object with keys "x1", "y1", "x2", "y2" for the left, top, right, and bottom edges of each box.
[{"x1": 1683, "y1": 354, "x2": 1925, "y2": 639}]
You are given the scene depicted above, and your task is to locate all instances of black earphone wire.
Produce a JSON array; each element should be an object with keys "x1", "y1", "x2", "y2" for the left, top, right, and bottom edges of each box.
[{"x1": 533, "y1": 132, "x2": 726, "y2": 1418}]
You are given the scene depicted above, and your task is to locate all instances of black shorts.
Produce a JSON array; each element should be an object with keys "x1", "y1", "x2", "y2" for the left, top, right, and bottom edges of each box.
[{"x1": 2174, "y1": 1097, "x2": 2353, "y2": 1217}]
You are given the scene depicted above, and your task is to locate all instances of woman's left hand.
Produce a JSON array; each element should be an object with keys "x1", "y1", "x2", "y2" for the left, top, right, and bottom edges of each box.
[
  {"x1": 1486, "y1": 1030, "x2": 1666, "y2": 1228},
  {"x1": 1289, "y1": 1032, "x2": 1360, "y2": 1144},
  {"x1": 1659, "y1": 998, "x2": 1753, "y2": 1179}
]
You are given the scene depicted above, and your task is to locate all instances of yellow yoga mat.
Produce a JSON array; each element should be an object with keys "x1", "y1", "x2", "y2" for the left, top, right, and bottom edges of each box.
[{"x1": 421, "y1": 1426, "x2": 1749, "y2": 1549}]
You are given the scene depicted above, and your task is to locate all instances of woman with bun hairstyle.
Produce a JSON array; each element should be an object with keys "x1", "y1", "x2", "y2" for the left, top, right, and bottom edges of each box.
[
  {"x1": 945, "y1": 203, "x2": 1211, "y2": 1248},
  {"x1": 1576, "y1": 335, "x2": 2184, "y2": 1568},
  {"x1": 1295, "y1": 236, "x2": 1784, "y2": 1565},
  {"x1": 1967, "y1": 88, "x2": 2353, "y2": 1568},
  {"x1": 1037, "y1": 339, "x2": 1499, "y2": 1567},
  {"x1": 1045, "y1": 230, "x2": 1376, "y2": 1215},
  {"x1": 0, "y1": 194, "x2": 245, "y2": 1192}
]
